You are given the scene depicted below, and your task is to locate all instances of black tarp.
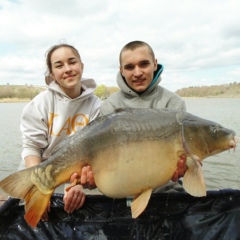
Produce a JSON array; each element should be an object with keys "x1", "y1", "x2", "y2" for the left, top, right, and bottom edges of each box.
[{"x1": 0, "y1": 189, "x2": 240, "y2": 240}]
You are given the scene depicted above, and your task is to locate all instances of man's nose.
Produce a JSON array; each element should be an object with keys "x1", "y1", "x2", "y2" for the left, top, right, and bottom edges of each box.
[{"x1": 133, "y1": 66, "x2": 142, "y2": 76}]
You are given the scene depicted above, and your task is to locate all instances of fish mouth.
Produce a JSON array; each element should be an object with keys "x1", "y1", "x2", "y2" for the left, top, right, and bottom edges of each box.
[
  {"x1": 216, "y1": 137, "x2": 237, "y2": 154},
  {"x1": 229, "y1": 136, "x2": 238, "y2": 152},
  {"x1": 234, "y1": 136, "x2": 240, "y2": 144}
]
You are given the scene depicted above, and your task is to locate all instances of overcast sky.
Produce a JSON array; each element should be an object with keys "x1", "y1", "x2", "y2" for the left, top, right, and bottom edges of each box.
[{"x1": 0, "y1": 0, "x2": 239, "y2": 91}]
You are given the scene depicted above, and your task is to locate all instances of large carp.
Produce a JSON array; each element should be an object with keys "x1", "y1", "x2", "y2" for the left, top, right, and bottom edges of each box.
[{"x1": 0, "y1": 108, "x2": 237, "y2": 227}]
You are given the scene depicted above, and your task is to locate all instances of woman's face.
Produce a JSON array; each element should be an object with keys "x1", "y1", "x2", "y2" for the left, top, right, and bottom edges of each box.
[{"x1": 51, "y1": 47, "x2": 84, "y2": 97}]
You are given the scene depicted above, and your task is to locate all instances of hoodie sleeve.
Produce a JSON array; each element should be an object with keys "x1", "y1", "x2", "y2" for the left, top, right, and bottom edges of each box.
[
  {"x1": 20, "y1": 99, "x2": 49, "y2": 160},
  {"x1": 99, "y1": 99, "x2": 117, "y2": 116},
  {"x1": 159, "y1": 87, "x2": 186, "y2": 111},
  {"x1": 89, "y1": 96, "x2": 102, "y2": 121}
]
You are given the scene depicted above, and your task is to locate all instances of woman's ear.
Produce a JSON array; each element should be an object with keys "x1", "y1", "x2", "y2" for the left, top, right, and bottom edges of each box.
[{"x1": 45, "y1": 75, "x2": 54, "y2": 85}]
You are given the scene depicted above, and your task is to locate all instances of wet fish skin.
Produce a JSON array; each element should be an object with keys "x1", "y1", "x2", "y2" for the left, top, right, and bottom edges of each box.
[{"x1": 0, "y1": 108, "x2": 236, "y2": 227}]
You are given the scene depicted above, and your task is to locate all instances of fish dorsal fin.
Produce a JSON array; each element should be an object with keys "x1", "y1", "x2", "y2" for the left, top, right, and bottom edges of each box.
[
  {"x1": 183, "y1": 157, "x2": 206, "y2": 197},
  {"x1": 131, "y1": 188, "x2": 152, "y2": 218}
]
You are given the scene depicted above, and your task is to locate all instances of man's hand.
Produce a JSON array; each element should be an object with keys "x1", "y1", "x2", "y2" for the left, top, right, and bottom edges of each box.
[{"x1": 171, "y1": 155, "x2": 188, "y2": 182}]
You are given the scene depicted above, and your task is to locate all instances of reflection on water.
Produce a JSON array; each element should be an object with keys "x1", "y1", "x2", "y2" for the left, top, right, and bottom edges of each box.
[{"x1": 0, "y1": 99, "x2": 239, "y2": 192}]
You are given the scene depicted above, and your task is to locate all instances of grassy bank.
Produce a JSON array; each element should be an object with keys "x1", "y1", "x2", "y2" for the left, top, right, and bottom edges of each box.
[
  {"x1": 176, "y1": 82, "x2": 240, "y2": 98},
  {"x1": 1, "y1": 82, "x2": 240, "y2": 102},
  {"x1": 0, "y1": 85, "x2": 45, "y2": 102},
  {"x1": 0, "y1": 98, "x2": 31, "y2": 103}
]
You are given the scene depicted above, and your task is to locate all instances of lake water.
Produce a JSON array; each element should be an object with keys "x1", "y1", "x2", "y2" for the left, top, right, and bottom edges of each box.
[{"x1": 0, "y1": 99, "x2": 239, "y2": 194}]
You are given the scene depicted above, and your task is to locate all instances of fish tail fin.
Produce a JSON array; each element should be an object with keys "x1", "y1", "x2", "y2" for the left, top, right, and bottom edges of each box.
[
  {"x1": 183, "y1": 158, "x2": 206, "y2": 197},
  {"x1": 0, "y1": 168, "x2": 53, "y2": 227},
  {"x1": 0, "y1": 168, "x2": 34, "y2": 199},
  {"x1": 24, "y1": 187, "x2": 52, "y2": 228},
  {"x1": 131, "y1": 188, "x2": 152, "y2": 218}
]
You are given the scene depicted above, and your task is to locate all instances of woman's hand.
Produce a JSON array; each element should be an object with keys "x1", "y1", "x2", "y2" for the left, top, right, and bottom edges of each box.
[
  {"x1": 63, "y1": 184, "x2": 86, "y2": 213},
  {"x1": 63, "y1": 165, "x2": 96, "y2": 213},
  {"x1": 41, "y1": 202, "x2": 51, "y2": 221},
  {"x1": 81, "y1": 166, "x2": 96, "y2": 189}
]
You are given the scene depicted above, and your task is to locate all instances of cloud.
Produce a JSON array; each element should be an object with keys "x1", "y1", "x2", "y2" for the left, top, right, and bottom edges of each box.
[{"x1": 0, "y1": 0, "x2": 239, "y2": 90}]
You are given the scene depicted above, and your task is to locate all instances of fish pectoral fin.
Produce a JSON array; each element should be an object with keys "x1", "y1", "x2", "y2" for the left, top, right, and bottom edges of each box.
[
  {"x1": 183, "y1": 159, "x2": 206, "y2": 197},
  {"x1": 131, "y1": 188, "x2": 152, "y2": 218},
  {"x1": 24, "y1": 185, "x2": 53, "y2": 228}
]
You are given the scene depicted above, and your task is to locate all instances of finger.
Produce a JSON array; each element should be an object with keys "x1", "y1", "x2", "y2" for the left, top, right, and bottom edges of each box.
[
  {"x1": 41, "y1": 210, "x2": 49, "y2": 221},
  {"x1": 68, "y1": 191, "x2": 86, "y2": 213},
  {"x1": 64, "y1": 193, "x2": 77, "y2": 213},
  {"x1": 178, "y1": 159, "x2": 188, "y2": 176},
  {"x1": 69, "y1": 195, "x2": 79, "y2": 213},
  {"x1": 47, "y1": 201, "x2": 51, "y2": 212},
  {"x1": 70, "y1": 172, "x2": 79, "y2": 183},
  {"x1": 180, "y1": 154, "x2": 186, "y2": 162},
  {"x1": 88, "y1": 171, "x2": 95, "y2": 185},
  {"x1": 177, "y1": 159, "x2": 184, "y2": 168},
  {"x1": 76, "y1": 193, "x2": 86, "y2": 210},
  {"x1": 81, "y1": 167, "x2": 88, "y2": 185},
  {"x1": 64, "y1": 185, "x2": 84, "y2": 213},
  {"x1": 171, "y1": 170, "x2": 179, "y2": 182}
]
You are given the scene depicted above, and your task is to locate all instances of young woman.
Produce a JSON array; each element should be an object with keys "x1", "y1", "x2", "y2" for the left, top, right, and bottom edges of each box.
[{"x1": 20, "y1": 43, "x2": 102, "y2": 221}]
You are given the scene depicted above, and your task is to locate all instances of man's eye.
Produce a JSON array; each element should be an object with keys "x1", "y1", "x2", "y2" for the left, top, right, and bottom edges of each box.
[
  {"x1": 70, "y1": 61, "x2": 77, "y2": 65},
  {"x1": 140, "y1": 62, "x2": 149, "y2": 68},
  {"x1": 56, "y1": 65, "x2": 62, "y2": 68},
  {"x1": 124, "y1": 65, "x2": 134, "y2": 70}
]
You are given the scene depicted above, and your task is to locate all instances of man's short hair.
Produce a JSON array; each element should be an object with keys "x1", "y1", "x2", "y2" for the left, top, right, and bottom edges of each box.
[{"x1": 119, "y1": 40, "x2": 155, "y2": 65}]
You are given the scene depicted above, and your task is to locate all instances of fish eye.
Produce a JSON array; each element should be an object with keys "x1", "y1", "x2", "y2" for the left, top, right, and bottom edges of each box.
[{"x1": 211, "y1": 126, "x2": 219, "y2": 133}]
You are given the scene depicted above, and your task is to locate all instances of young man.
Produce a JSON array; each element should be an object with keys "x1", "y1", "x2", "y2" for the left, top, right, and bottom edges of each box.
[
  {"x1": 100, "y1": 40, "x2": 186, "y2": 115},
  {"x1": 79, "y1": 41, "x2": 187, "y2": 189}
]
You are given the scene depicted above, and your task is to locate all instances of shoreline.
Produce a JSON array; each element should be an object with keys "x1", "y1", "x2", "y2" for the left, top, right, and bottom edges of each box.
[
  {"x1": 0, "y1": 98, "x2": 30, "y2": 103},
  {"x1": 1, "y1": 96, "x2": 240, "y2": 103}
]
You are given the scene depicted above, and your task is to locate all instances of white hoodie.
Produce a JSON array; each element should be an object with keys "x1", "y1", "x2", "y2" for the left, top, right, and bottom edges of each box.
[{"x1": 20, "y1": 78, "x2": 102, "y2": 161}]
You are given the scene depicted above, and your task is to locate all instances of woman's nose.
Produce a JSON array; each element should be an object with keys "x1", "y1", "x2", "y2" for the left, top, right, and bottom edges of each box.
[{"x1": 64, "y1": 63, "x2": 71, "y2": 72}]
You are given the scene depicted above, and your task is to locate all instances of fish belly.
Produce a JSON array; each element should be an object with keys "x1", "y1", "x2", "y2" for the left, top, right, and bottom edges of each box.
[{"x1": 91, "y1": 139, "x2": 183, "y2": 198}]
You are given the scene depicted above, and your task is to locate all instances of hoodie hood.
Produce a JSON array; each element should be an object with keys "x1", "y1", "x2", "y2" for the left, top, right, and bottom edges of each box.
[
  {"x1": 47, "y1": 78, "x2": 97, "y2": 100},
  {"x1": 117, "y1": 64, "x2": 164, "y2": 97}
]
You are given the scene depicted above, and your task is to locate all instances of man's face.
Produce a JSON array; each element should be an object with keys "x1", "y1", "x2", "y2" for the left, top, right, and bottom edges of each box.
[{"x1": 120, "y1": 46, "x2": 157, "y2": 93}]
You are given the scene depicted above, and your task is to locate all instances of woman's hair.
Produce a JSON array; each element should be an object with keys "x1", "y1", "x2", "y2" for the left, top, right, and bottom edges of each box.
[{"x1": 45, "y1": 43, "x2": 81, "y2": 84}]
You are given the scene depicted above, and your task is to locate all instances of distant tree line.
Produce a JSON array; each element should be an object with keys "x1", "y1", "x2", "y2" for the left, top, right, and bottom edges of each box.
[
  {"x1": 176, "y1": 82, "x2": 240, "y2": 98},
  {"x1": 1, "y1": 82, "x2": 240, "y2": 101},
  {"x1": 0, "y1": 85, "x2": 43, "y2": 100},
  {"x1": 0, "y1": 84, "x2": 120, "y2": 101}
]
